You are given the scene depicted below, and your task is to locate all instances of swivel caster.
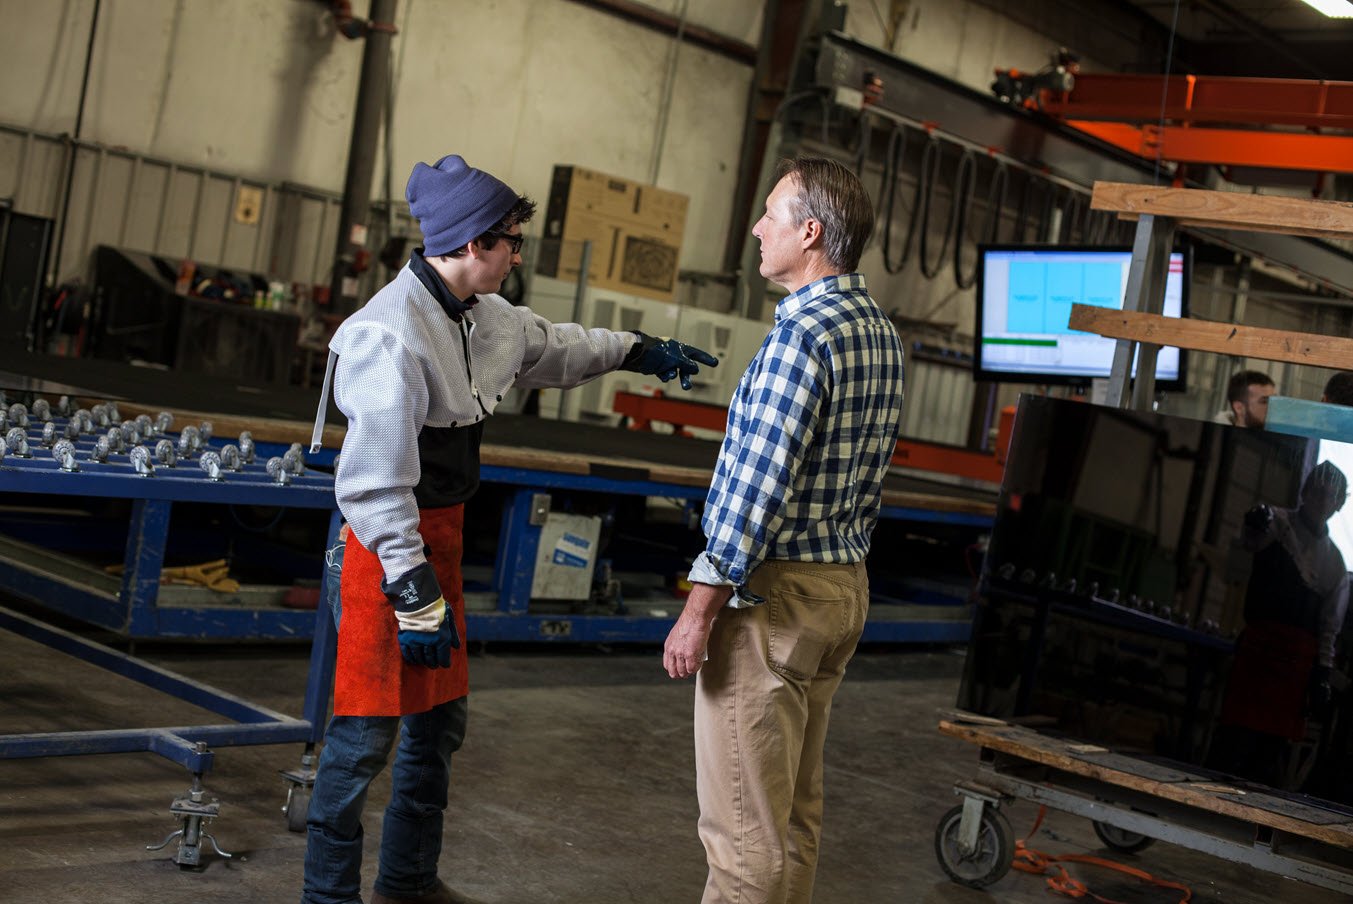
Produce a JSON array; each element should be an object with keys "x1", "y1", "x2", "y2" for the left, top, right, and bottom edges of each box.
[
  {"x1": 934, "y1": 795, "x2": 1013, "y2": 889},
  {"x1": 280, "y1": 747, "x2": 319, "y2": 833},
  {"x1": 1092, "y1": 820, "x2": 1156, "y2": 853}
]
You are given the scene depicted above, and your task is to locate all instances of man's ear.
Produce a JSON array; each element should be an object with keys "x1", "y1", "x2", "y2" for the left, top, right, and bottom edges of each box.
[{"x1": 800, "y1": 217, "x2": 823, "y2": 250}]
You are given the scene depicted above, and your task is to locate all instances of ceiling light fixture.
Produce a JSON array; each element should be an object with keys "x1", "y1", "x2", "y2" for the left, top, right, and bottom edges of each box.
[{"x1": 1298, "y1": 0, "x2": 1353, "y2": 17}]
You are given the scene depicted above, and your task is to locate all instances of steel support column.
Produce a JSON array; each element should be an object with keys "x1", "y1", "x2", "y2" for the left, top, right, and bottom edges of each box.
[
  {"x1": 723, "y1": 0, "x2": 813, "y2": 286},
  {"x1": 329, "y1": 0, "x2": 398, "y2": 314},
  {"x1": 1105, "y1": 214, "x2": 1177, "y2": 410}
]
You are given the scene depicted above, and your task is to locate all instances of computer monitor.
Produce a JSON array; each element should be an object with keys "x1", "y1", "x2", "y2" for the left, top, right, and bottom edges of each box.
[{"x1": 974, "y1": 244, "x2": 1189, "y2": 389}]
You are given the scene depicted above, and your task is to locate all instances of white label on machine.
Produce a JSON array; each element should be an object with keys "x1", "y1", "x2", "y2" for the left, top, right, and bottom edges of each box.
[
  {"x1": 552, "y1": 532, "x2": 592, "y2": 568},
  {"x1": 531, "y1": 514, "x2": 603, "y2": 600}
]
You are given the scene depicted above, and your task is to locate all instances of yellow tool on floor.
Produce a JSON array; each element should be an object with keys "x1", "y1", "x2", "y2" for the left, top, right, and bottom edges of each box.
[{"x1": 105, "y1": 558, "x2": 241, "y2": 593}]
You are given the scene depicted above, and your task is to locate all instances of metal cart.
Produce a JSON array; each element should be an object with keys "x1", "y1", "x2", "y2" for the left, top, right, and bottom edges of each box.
[
  {"x1": 933, "y1": 715, "x2": 1353, "y2": 896},
  {"x1": 0, "y1": 396, "x2": 340, "y2": 865}
]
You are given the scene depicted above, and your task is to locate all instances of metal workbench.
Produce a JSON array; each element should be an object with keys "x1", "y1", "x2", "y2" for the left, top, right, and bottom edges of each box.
[
  {"x1": 0, "y1": 358, "x2": 996, "y2": 644},
  {"x1": 0, "y1": 399, "x2": 340, "y2": 866}
]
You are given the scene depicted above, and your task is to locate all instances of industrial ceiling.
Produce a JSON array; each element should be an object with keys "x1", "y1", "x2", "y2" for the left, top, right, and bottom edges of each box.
[{"x1": 1116, "y1": 0, "x2": 1353, "y2": 80}]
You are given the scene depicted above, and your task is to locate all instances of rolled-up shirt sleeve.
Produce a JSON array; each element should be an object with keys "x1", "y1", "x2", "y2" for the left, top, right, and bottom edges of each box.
[{"x1": 332, "y1": 323, "x2": 429, "y2": 581}]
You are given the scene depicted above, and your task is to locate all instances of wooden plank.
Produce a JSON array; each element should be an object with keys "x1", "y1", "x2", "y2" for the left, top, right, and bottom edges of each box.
[
  {"x1": 1091, "y1": 182, "x2": 1353, "y2": 241},
  {"x1": 115, "y1": 403, "x2": 338, "y2": 451},
  {"x1": 1068, "y1": 304, "x2": 1353, "y2": 370},
  {"x1": 484, "y1": 445, "x2": 711, "y2": 489},
  {"x1": 1217, "y1": 791, "x2": 1353, "y2": 827},
  {"x1": 114, "y1": 403, "x2": 715, "y2": 486},
  {"x1": 1074, "y1": 752, "x2": 1200, "y2": 785},
  {"x1": 109, "y1": 404, "x2": 995, "y2": 515},
  {"x1": 938, "y1": 719, "x2": 1353, "y2": 848}
]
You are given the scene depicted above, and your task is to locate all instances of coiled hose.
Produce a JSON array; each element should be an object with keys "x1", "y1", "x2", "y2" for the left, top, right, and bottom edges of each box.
[
  {"x1": 953, "y1": 159, "x2": 1008, "y2": 289},
  {"x1": 879, "y1": 125, "x2": 918, "y2": 274},
  {"x1": 917, "y1": 139, "x2": 958, "y2": 280}
]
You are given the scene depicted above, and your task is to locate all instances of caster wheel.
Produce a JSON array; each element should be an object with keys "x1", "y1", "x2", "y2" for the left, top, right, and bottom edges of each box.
[
  {"x1": 1092, "y1": 820, "x2": 1155, "y2": 853},
  {"x1": 934, "y1": 803, "x2": 1013, "y2": 888},
  {"x1": 285, "y1": 786, "x2": 311, "y2": 833}
]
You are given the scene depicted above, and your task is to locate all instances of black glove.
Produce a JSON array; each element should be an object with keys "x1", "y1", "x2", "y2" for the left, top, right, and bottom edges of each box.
[
  {"x1": 1309, "y1": 664, "x2": 1334, "y2": 716},
  {"x1": 381, "y1": 562, "x2": 460, "y2": 669},
  {"x1": 619, "y1": 331, "x2": 718, "y2": 391},
  {"x1": 1244, "y1": 503, "x2": 1274, "y2": 532}
]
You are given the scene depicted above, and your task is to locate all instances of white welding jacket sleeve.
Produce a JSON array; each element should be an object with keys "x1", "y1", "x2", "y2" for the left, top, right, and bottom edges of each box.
[
  {"x1": 332, "y1": 322, "x2": 429, "y2": 582},
  {"x1": 1320, "y1": 570, "x2": 1349, "y2": 669},
  {"x1": 506, "y1": 304, "x2": 632, "y2": 389}
]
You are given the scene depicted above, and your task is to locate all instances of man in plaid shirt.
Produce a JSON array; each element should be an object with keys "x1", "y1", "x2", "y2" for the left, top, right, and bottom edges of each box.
[{"x1": 662, "y1": 156, "x2": 905, "y2": 903}]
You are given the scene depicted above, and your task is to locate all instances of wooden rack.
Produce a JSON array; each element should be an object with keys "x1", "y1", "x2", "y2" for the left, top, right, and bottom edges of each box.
[{"x1": 1077, "y1": 182, "x2": 1353, "y2": 409}]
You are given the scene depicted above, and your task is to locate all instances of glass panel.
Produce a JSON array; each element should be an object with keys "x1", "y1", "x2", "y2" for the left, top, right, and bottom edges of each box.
[{"x1": 959, "y1": 395, "x2": 1353, "y2": 812}]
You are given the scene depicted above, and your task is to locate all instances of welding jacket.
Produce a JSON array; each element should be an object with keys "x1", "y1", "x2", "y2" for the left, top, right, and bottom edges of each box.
[{"x1": 326, "y1": 263, "x2": 632, "y2": 585}]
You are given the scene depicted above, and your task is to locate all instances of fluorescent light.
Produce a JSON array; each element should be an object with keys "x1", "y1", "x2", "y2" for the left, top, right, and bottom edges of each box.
[{"x1": 1299, "y1": 0, "x2": 1353, "y2": 17}]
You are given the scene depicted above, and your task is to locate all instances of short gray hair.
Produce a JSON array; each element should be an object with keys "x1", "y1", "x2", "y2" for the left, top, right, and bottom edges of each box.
[{"x1": 773, "y1": 156, "x2": 874, "y2": 272}]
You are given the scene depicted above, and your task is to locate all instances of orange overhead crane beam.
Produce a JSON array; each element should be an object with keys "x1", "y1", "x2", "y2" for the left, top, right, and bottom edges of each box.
[
  {"x1": 1035, "y1": 74, "x2": 1353, "y2": 174},
  {"x1": 1066, "y1": 121, "x2": 1353, "y2": 174}
]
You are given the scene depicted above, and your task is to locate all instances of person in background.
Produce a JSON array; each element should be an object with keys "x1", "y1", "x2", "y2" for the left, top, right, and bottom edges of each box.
[
  {"x1": 302, "y1": 154, "x2": 716, "y2": 904},
  {"x1": 661, "y1": 156, "x2": 905, "y2": 904},
  {"x1": 1215, "y1": 369, "x2": 1276, "y2": 429},
  {"x1": 1217, "y1": 368, "x2": 1277, "y2": 430},
  {"x1": 1323, "y1": 371, "x2": 1353, "y2": 407},
  {"x1": 1212, "y1": 461, "x2": 1349, "y2": 789}
]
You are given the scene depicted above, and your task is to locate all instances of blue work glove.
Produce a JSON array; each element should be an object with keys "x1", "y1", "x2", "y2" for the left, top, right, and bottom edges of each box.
[
  {"x1": 381, "y1": 562, "x2": 460, "y2": 669},
  {"x1": 619, "y1": 331, "x2": 719, "y2": 391}
]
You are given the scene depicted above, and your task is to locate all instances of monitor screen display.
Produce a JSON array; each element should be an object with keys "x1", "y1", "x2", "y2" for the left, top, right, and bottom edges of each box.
[{"x1": 974, "y1": 245, "x2": 1188, "y2": 388}]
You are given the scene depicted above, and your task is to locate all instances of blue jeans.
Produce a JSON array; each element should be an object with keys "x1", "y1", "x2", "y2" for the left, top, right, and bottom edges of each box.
[
  {"x1": 305, "y1": 535, "x2": 465, "y2": 903},
  {"x1": 301, "y1": 697, "x2": 468, "y2": 903}
]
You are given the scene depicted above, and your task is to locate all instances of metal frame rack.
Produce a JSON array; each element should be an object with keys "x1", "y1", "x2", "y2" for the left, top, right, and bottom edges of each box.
[
  {"x1": 0, "y1": 400, "x2": 340, "y2": 866},
  {"x1": 0, "y1": 397, "x2": 994, "y2": 645},
  {"x1": 482, "y1": 469, "x2": 992, "y2": 645},
  {"x1": 935, "y1": 183, "x2": 1353, "y2": 897},
  {"x1": 0, "y1": 400, "x2": 343, "y2": 636}
]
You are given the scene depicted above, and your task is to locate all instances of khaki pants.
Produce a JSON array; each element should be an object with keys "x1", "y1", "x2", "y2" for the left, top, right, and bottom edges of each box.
[{"x1": 695, "y1": 560, "x2": 869, "y2": 904}]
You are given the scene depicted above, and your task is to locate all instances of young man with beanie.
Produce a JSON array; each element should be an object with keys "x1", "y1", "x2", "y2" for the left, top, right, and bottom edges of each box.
[
  {"x1": 302, "y1": 154, "x2": 717, "y2": 904},
  {"x1": 662, "y1": 156, "x2": 905, "y2": 903}
]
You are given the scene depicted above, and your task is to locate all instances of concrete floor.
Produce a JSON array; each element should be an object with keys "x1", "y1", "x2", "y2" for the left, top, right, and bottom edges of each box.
[{"x1": 0, "y1": 621, "x2": 1348, "y2": 904}]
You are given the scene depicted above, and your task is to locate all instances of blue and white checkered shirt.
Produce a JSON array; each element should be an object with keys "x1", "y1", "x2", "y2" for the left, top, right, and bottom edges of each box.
[{"x1": 688, "y1": 273, "x2": 905, "y2": 606}]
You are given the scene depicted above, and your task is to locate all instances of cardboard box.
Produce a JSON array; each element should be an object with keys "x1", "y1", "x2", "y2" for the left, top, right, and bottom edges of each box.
[{"x1": 536, "y1": 165, "x2": 688, "y2": 302}]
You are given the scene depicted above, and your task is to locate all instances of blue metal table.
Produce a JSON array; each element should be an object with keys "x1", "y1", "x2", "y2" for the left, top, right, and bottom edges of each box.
[{"x1": 0, "y1": 406, "x2": 340, "y2": 864}]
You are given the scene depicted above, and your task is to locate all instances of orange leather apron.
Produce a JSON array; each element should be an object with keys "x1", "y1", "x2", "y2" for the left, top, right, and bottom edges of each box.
[
  {"x1": 1219, "y1": 620, "x2": 1316, "y2": 741},
  {"x1": 334, "y1": 505, "x2": 468, "y2": 716}
]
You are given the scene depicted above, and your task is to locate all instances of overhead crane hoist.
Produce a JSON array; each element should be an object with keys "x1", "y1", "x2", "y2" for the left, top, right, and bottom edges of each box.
[{"x1": 994, "y1": 57, "x2": 1353, "y2": 180}]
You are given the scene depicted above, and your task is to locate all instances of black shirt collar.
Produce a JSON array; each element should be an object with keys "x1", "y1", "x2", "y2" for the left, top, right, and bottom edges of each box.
[{"x1": 409, "y1": 247, "x2": 475, "y2": 321}]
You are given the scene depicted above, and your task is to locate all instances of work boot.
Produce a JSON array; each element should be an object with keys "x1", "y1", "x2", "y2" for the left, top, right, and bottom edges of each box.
[{"x1": 370, "y1": 880, "x2": 485, "y2": 904}]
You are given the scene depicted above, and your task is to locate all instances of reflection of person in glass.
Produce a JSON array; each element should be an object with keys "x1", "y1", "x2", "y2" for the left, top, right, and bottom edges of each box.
[{"x1": 1211, "y1": 461, "x2": 1350, "y2": 788}]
